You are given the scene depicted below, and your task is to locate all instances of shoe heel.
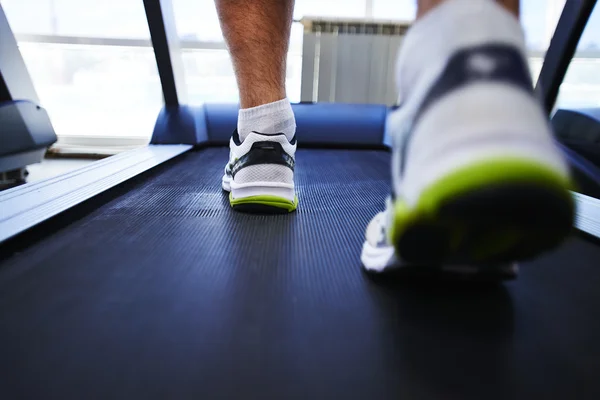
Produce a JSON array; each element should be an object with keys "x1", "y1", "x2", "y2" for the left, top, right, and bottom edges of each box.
[
  {"x1": 230, "y1": 185, "x2": 298, "y2": 213},
  {"x1": 390, "y1": 158, "x2": 575, "y2": 264}
]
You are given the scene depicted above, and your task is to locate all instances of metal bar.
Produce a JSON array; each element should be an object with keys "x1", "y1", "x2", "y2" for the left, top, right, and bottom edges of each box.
[
  {"x1": 385, "y1": 35, "x2": 401, "y2": 105},
  {"x1": 365, "y1": 0, "x2": 374, "y2": 19},
  {"x1": 574, "y1": 192, "x2": 600, "y2": 238},
  {"x1": 529, "y1": 49, "x2": 600, "y2": 59},
  {"x1": 18, "y1": 34, "x2": 600, "y2": 61},
  {"x1": 15, "y1": 34, "x2": 153, "y2": 48},
  {"x1": 301, "y1": 16, "x2": 410, "y2": 33},
  {"x1": 143, "y1": 0, "x2": 188, "y2": 106},
  {"x1": 329, "y1": 26, "x2": 340, "y2": 102},
  {"x1": 368, "y1": 34, "x2": 390, "y2": 104},
  {"x1": 317, "y1": 33, "x2": 336, "y2": 102},
  {"x1": 312, "y1": 31, "x2": 322, "y2": 102},
  {"x1": 180, "y1": 41, "x2": 227, "y2": 50},
  {"x1": 536, "y1": 0, "x2": 598, "y2": 114},
  {"x1": 14, "y1": 34, "x2": 230, "y2": 50},
  {"x1": 300, "y1": 33, "x2": 317, "y2": 102},
  {"x1": 336, "y1": 33, "x2": 371, "y2": 103}
]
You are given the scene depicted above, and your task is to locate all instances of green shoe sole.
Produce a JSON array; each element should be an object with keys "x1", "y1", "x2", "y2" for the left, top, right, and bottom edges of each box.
[
  {"x1": 230, "y1": 194, "x2": 299, "y2": 214},
  {"x1": 389, "y1": 158, "x2": 576, "y2": 265}
]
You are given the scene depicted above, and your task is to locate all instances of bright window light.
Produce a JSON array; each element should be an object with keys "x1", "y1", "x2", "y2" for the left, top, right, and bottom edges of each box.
[
  {"x1": 1, "y1": 0, "x2": 598, "y2": 143},
  {"x1": 556, "y1": 4, "x2": 600, "y2": 109},
  {"x1": 2, "y1": 0, "x2": 161, "y2": 142},
  {"x1": 1, "y1": 0, "x2": 151, "y2": 38}
]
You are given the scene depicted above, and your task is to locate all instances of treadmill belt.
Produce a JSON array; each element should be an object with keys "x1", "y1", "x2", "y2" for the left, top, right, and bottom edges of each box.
[{"x1": 1, "y1": 148, "x2": 600, "y2": 399}]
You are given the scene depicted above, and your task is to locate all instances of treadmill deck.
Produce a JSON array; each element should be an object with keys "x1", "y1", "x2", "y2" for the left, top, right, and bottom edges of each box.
[{"x1": 1, "y1": 148, "x2": 599, "y2": 399}]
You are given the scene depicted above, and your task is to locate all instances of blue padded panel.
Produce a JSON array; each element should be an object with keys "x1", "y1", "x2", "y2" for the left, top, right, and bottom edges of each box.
[
  {"x1": 151, "y1": 105, "x2": 209, "y2": 145},
  {"x1": 203, "y1": 103, "x2": 238, "y2": 144},
  {"x1": 565, "y1": 108, "x2": 600, "y2": 121},
  {"x1": 204, "y1": 102, "x2": 389, "y2": 146}
]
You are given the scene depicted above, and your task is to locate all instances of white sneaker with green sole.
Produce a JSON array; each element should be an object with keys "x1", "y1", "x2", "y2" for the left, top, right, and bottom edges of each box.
[
  {"x1": 222, "y1": 129, "x2": 298, "y2": 213},
  {"x1": 362, "y1": 40, "x2": 574, "y2": 273}
]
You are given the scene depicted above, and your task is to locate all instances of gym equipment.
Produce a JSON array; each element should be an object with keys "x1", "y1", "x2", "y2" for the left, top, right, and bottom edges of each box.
[
  {"x1": 553, "y1": 108, "x2": 600, "y2": 169},
  {"x1": 0, "y1": 6, "x2": 57, "y2": 187},
  {"x1": 2, "y1": 103, "x2": 600, "y2": 399}
]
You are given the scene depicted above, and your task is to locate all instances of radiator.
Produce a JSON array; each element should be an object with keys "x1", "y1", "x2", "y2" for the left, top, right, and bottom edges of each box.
[{"x1": 300, "y1": 18, "x2": 410, "y2": 105}]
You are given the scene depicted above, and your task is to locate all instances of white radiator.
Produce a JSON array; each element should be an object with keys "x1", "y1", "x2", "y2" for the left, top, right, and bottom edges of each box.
[{"x1": 300, "y1": 17, "x2": 410, "y2": 105}]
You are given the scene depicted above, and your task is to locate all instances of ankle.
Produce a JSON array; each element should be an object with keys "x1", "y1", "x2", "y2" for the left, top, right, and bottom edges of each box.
[
  {"x1": 240, "y1": 90, "x2": 287, "y2": 109},
  {"x1": 237, "y1": 98, "x2": 296, "y2": 142}
]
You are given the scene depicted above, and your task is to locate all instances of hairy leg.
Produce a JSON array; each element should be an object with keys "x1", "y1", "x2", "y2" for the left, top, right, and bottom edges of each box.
[
  {"x1": 215, "y1": 0, "x2": 295, "y2": 109},
  {"x1": 217, "y1": 0, "x2": 298, "y2": 212}
]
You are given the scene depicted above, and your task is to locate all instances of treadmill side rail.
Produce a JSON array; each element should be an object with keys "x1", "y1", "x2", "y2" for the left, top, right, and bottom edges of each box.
[
  {"x1": 0, "y1": 144, "x2": 191, "y2": 244},
  {"x1": 574, "y1": 192, "x2": 600, "y2": 239}
]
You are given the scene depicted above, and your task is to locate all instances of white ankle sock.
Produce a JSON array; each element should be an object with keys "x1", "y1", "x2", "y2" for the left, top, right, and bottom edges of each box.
[
  {"x1": 396, "y1": 0, "x2": 526, "y2": 101},
  {"x1": 237, "y1": 98, "x2": 296, "y2": 142}
]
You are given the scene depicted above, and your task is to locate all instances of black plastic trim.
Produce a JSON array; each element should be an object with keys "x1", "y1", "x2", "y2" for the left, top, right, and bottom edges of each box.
[{"x1": 143, "y1": 0, "x2": 187, "y2": 106}]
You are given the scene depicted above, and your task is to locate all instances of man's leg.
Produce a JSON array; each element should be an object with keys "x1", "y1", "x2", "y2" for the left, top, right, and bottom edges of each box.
[
  {"x1": 216, "y1": 0, "x2": 294, "y2": 110},
  {"x1": 361, "y1": 0, "x2": 574, "y2": 275},
  {"x1": 217, "y1": 0, "x2": 298, "y2": 213}
]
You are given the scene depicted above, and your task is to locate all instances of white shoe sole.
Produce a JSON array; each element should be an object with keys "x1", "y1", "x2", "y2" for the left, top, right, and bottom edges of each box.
[
  {"x1": 361, "y1": 240, "x2": 520, "y2": 280},
  {"x1": 222, "y1": 174, "x2": 297, "y2": 213}
]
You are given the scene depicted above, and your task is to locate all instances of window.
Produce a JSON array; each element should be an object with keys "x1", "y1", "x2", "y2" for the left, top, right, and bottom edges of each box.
[
  {"x1": 1, "y1": 0, "x2": 152, "y2": 38},
  {"x1": 171, "y1": 0, "x2": 340, "y2": 105},
  {"x1": 521, "y1": 0, "x2": 564, "y2": 84},
  {"x1": 371, "y1": 0, "x2": 567, "y2": 83},
  {"x1": 0, "y1": 0, "x2": 575, "y2": 142},
  {"x1": 1, "y1": 0, "x2": 162, "y2": 143},
  {"x1": 171, "y1": 0, "x2": 222, "y2": 42},
  {"x1": 294, "y1": 0, "x2": 367, "y2": 19},
  {"x1": 521, "y1": 0, "x2": 565, "y2": 52},
  {"x1": 555, "y1": 3, "x2": 600, "y2": 109},
  {"x1": 372, "y1": 0, "x2": 416, "y2": 21}
]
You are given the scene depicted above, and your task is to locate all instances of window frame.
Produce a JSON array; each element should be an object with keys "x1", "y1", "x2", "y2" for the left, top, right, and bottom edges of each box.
[{"x1": 6, "y1": 0, "x2": 600, "y2": 155}]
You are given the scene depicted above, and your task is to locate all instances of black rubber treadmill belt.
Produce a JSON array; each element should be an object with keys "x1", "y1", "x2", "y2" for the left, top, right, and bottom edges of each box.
[{"x1": 1, "y1": 148, "x2": 600, "y2": 399}]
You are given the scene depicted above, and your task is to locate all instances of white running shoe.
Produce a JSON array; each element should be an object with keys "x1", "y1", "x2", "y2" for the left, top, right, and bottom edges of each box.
[
  {"x1": 222, "y1": 129, "x2": 298, "y2": 213},
  {"x1": 362, "y1": 17, "x2": 575, "y2": 273}
]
